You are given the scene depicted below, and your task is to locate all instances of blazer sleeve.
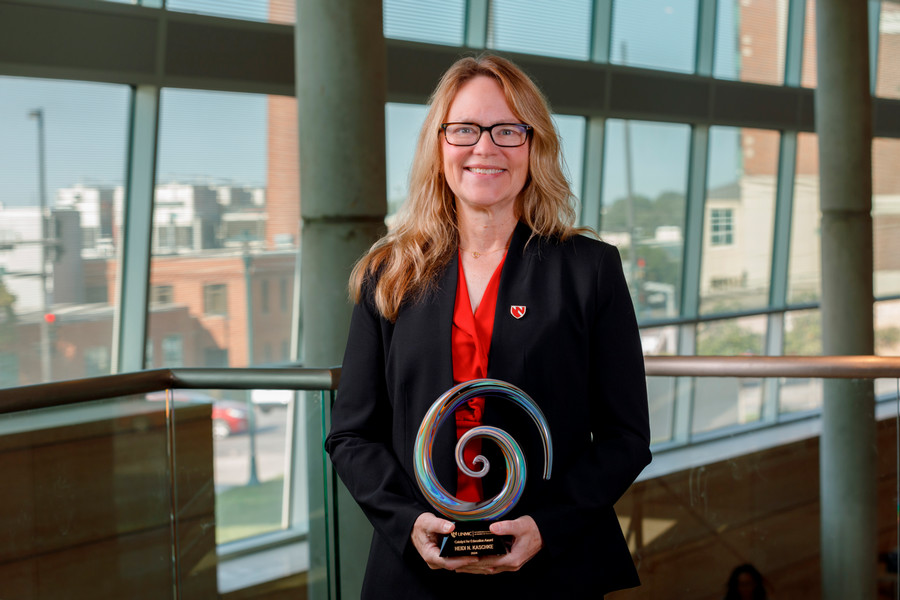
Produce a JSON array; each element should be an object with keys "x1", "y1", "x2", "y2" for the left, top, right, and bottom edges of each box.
[
  {"x1": 324, "y1": 289, "x2": 430, "y2": 559},
  {"x1": 530, "y1": 244, "x2": 651, "y2": 556}
]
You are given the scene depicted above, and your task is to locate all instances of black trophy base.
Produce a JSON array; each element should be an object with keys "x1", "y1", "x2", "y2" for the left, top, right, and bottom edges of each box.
[{"x1": 438, "y1": 521, "x2": 511, "y2": 557}]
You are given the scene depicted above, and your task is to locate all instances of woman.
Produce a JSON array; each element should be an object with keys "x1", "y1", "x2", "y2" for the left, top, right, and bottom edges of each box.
[
  {"x1": 724, "y1": 564, "x2": 768, "y2": 600},
  {"x1": 325, "y1": 54, "x2": 650, "y2": 598}
]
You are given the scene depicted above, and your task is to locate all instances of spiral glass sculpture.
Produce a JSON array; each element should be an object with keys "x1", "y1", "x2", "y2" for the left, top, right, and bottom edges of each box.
[{"x1": 413, "y1": 379, "x2": 553, "y2": 521}]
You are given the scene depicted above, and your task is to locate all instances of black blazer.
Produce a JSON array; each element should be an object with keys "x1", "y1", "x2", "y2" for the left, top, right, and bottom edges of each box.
[{"x1": 325, "y1": 222, "x2": 651, "y2": 599}]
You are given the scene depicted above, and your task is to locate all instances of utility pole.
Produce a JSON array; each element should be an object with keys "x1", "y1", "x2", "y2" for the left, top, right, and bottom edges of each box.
[
  {"x1": 29, "y1": 108, "x2": 51, "y2": 383},
  {"x1": 242, "y1": 235, "x2": 260, "y2": 486}
]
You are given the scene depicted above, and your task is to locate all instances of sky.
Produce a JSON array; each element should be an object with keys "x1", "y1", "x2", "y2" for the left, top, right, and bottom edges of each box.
[{"x1": 0, "y1": 0, "x2": 742, "y2": 210}]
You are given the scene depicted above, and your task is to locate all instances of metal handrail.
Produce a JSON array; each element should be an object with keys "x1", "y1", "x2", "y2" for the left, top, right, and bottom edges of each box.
[
  {"x1": 644, "y1": 355, "x2": 900, "y2": 379},
  {"x1": 0, "y1": 366, "x2": 340, "y2": 414},
  {"x1": 2, "y1": 355, "x2": 900, "y2": 415}
]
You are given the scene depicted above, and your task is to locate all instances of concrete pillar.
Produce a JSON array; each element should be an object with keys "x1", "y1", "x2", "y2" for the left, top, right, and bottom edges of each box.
[
  {"x1": 814, "y1": 2, "x2": 876, "y2": 599},
  {"x1": 295, "y1": 2, "x2": 387, "y2": 599}
]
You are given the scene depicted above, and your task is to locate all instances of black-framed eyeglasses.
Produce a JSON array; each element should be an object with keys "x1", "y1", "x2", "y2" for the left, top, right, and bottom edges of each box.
[{"x1": 441, "y1": 122, "x2": 533, "y2": 147}]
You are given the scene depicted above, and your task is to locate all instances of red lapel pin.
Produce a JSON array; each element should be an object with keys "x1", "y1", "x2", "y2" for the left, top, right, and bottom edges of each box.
[{"x1": 510, "y1": 305, "x2": 526, "y2": 319}]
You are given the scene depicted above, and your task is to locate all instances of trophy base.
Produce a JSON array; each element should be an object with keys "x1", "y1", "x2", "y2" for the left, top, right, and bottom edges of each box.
[{"x1": 438, "y1": 521, "x2": 511, "y2": 557}]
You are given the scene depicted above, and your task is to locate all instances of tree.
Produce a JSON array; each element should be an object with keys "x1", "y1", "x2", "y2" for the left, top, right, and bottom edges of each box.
[
  {"x1": 602, "y1": 191, "x2": 685, "y2": 236},
  {"x1": 697, "y1": 320, "x2": 764, "y2": 356},
  {"x1": 0, "y1": 278, "x2": 17, "y2": 347}
]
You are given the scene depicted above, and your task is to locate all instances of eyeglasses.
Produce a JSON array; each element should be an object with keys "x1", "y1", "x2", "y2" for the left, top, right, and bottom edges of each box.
[{"x1": 441, "y1": 122, "x2": 533, "y2": 147}]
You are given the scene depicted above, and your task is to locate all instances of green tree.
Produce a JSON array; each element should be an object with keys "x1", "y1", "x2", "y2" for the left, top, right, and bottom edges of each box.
[
  {"x1": 697, "y1": 320, "x2": 764, "y2": 356},
  {"x1": 0, "y1": 278, "x2": 17, "y2": 347},
  {"x1": 602, "y1": 191, "x2": 685, "y2": 235},
  {"x1": 784, "y1": 312, "x2": 822, "y2": 355}
]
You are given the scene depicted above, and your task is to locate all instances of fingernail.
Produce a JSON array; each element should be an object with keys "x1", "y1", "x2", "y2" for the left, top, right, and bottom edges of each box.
[{"x1": 443, "y1": 523, "x2": 452, "y2": 533}]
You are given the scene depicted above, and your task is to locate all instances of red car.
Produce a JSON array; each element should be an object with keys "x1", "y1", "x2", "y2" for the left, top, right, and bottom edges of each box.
[{"x1": 145, "y1": 390, "x2": 249, "y2": 440}]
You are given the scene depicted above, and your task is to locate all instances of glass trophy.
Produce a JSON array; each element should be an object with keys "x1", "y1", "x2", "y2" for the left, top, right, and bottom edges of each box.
[{"x1": 413, "y1": 379, "x2": 553, "y2": 557}]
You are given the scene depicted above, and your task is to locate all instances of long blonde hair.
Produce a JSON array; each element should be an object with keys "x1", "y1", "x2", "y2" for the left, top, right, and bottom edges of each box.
[{"x1": 351, "y1": 54, "x2": 582, "y2": 321}]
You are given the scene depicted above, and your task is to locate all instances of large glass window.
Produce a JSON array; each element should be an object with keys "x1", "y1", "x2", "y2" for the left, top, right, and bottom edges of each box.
[
  {"x1": 149, "y1": 88, "x2": 299, "y2": 552},
  {"x1": 0, "y1": 77, "x2": 129, "y2": 386},
  {"x1": 601, "y1": 120, "x2": 691, "y2": 321},
  {"x1": 800, "y1": 0, "x2": 817, "y2": 88},
  {"x1": 875, "y1": 299, "x2": 900, "y2": 356},
  {"x1": 787, "y1": 133, "x2": 820, "y2": 305},
  {"x1": 876, "y1": 1, "x2": 900, "y2": 99},
  {"x1": 385, "y1": 103, "x2": 429, "y2": 218},
  {"x1": 713, "y1": 0, "x2": 789, "y2": 85},
  {"x1": 700, "y1": 127, "x2": 778, "y2": 315},
  {"x1": 148, "y1": 89, "x2": 298, "y2": 371},
  {"x1": 873, "y1": 137, "x2": 900, "y2": 298},
  {"x1": 383, "y1": 0, "x2": 465, "y2": 45},
  {"x1": 610, "y1": 0, "x2": 699, "y2": 73},
  {"x1": 488, "y1": 0, "x2": 592, "y2": 60},
  {"x1": 166, "y1": 0, "x2": 293, "y2": 25}
]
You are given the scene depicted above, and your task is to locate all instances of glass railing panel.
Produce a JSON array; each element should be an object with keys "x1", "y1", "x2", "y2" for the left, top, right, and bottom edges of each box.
[
  {"x1": 630, "y1": 375, "x2": 898, "y2": 597},
  {"x1": 692, "y1": 375, "x2": 765, "y2": 434},
  {"x1": 647, "y1": 376, "x2": 676, "y2": 444},
  {"x1": 211, "y1": 388, "x2": 296, "y2": 545},
  {"x1": 0, "y1": 395, "x2": 187, "y2": 599},
  {"x1": 642, "y1": 324, "x2": 680, "y2": 444},
  {"x1": 777, "y1": 376, "x2": 822, "y2": 415}
]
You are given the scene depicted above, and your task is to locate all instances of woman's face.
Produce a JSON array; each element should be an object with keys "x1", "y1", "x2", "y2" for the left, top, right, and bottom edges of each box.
[{"x1": 441, "y1": 76, "x2": 530, "y2": 217}]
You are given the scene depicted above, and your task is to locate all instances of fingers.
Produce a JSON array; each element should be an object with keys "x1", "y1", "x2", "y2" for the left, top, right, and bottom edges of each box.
[
  {"x1": 482, "y1": 515, "x2": 543, "y2": 573},
  {"x1": 411, "y1": 513, "x2": 543, "y2": 574},
  {"x1": 410, "y1": 513, "x2": 479, "y2": 571}
]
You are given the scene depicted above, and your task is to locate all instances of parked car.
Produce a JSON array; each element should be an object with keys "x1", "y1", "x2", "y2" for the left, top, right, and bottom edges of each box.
[
  {"x1": 250, "y1": 389, "x2": 294, "y2": 412},
  {"x1": 145, "y1": 390, "x2": 249, "y2": 440}
]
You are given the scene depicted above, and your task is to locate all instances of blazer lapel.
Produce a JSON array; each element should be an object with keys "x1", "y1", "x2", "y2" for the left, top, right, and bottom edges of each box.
[
  {"x1": 428, "y1": 251, "x2": 461, "y2": 492},
  {"x1": 488, "y1": 221, "x2": 534, "y2": 382}
]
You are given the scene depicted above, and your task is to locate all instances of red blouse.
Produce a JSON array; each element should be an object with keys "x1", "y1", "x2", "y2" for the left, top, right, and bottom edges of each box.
[{"x1": 451, "y1": 252, "x2": 506, "y2": 502}]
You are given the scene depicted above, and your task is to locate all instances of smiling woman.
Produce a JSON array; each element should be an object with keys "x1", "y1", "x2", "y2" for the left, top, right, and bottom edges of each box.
[{"x1": 325, "y1": 54, "x2": 651, "y2": 600}]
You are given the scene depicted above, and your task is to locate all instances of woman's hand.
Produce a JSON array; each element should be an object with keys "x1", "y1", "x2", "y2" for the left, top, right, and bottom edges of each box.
[
  {"x1": 453, "y1": 515, "x2": 543, "y2": 575},
  {"x1": 411, "y1": 512, "x2": 479, "y2": 571}
]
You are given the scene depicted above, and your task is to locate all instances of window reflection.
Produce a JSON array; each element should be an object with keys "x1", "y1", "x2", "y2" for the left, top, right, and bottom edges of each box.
[
  {"x1": 601, "y1": 119, "x2": 690, "y2": 321},
  {"x1": 700, "y1": 128, "x2": 778, "y2": 315},
  {"x1": 0, "y1": 77, "x2": 129, "y2": 387}
]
